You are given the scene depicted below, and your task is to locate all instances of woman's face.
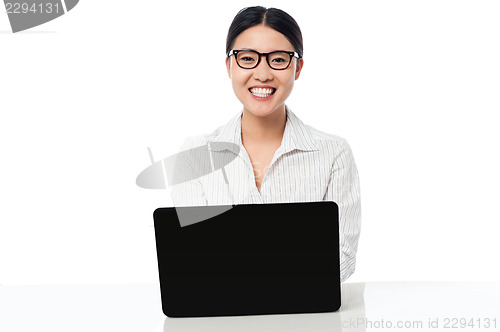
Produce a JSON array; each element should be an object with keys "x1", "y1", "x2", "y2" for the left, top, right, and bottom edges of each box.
[{"x1": 226, "y1": 24, "x2": 304, "y2": 118}]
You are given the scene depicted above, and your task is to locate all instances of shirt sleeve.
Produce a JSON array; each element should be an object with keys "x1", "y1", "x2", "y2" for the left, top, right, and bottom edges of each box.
[
  {"x1": 169, "y1": 138, "x2": 208, "y2": 207},
  {"x1": 323, "y1": 139, "x2": 361, "y2": 283}
]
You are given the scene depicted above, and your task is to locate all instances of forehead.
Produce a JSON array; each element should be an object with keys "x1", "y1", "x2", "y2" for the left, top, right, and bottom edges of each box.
[{"x1": 232, "y1": 25, "x2": 294, "y2": 52}]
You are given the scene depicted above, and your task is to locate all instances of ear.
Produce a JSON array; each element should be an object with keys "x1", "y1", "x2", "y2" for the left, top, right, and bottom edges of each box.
[
  {"x1": 294, "y1": 58, "x2": 304, "y2": 80},
  {"x1": 225, "y1": 57, "x2": 232, "y2": 79}
]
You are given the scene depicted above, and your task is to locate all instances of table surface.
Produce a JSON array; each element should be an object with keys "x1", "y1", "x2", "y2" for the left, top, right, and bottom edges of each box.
[{"x1": 1, "y1": 282, "x2": 499, "y2": 332}]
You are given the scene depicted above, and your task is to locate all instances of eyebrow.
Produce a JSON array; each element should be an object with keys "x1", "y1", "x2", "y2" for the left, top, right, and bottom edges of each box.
[{"x1": 237, "y1": 48, "x2": 293, "y2": 53}]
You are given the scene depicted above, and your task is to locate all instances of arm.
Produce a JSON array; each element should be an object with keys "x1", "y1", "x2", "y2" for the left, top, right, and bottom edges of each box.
[
  {"x1": 323, "y1": 139, "x2": 361, "y2": 282},
  {"x1": 169, "y1": 138, "x2": 208, "y2": 207}
]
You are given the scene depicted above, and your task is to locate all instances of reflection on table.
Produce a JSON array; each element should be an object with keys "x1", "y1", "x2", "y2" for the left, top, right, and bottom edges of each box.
[
  {"x1": 162, "y1": 282, "x2": 500, "y2": 332},
  {"x1": 1, "y1": 282, "x2": 498, "y2": 332},
  {"x1": 163, "y1": 283, "x2": 366, "y2": 332}
]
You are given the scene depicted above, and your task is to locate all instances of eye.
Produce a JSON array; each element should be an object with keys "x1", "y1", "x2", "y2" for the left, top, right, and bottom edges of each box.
[
  {"x1": 241, "y1": 56, "x2": 256, "y2": 62},
  {"x1": 268, "y1": 52, "x2": 290, "y2": 66},
  {"x1": 237, "y1": 51, "x2": 258, "y2": 64},
  {"x1": 271, "y1": 57, "x2": 287, "y2": 63}
]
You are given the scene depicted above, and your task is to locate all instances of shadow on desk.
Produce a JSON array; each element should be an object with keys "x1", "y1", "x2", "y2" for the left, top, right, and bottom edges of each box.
[{"x1": 162, "y1": 283, "x2": 366, "y2": 332}]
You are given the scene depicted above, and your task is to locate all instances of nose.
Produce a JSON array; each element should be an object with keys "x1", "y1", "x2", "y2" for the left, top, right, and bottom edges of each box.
[{"x1": 252, "y1": 55, "x2": 274, "y2": 81}]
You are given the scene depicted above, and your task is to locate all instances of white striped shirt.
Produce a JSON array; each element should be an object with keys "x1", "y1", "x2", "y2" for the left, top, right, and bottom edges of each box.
[{"x1": 170, "y1": 106, "x2": 361, "y2": 282}]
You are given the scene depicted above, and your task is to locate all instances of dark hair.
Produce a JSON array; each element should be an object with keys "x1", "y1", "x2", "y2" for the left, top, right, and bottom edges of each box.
[{"x1": 226, "y1": 6, "x2": 303, "y2": 58}]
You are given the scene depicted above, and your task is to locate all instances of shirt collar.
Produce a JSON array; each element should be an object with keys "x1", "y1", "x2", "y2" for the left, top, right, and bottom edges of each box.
[{"x1": 207, "y1": 105, "x2": 319, "y2": 154}]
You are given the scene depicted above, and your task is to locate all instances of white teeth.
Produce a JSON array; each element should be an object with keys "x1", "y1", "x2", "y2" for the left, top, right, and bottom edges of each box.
[{"x1": 250, "y1": 87, "x2": 275, "y2": 97}]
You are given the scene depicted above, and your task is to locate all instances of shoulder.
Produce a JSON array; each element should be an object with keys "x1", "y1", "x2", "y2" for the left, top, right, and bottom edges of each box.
[
  {"x1": 287, "y1": 107, "x2": 353, "y2": 153},
  {"x1": 302, "y1": 122, "x2": 354, "y2": 156},
  {"x1": 306, "y1": 124, "x2": 349, "y2": 147},
  {"x1": 178, "y1": 125, "x2": 224, "y2": 150},
  {"x1": 303, "y1": 124, "x2": 358, "y2": 171},
  {"x1": 179, "y1": 111, "x2": 242, "y2": 151}
]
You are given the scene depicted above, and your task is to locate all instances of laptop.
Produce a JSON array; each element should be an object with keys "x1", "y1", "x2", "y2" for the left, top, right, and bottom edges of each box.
[{"x1": 153, "y1": 201, "x2": 340, "y2": 317}]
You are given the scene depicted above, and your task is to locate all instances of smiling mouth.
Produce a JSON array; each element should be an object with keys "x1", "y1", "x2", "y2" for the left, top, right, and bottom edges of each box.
[{"x1": 249, "y1": 87, "x2": 276, "y2": 98}]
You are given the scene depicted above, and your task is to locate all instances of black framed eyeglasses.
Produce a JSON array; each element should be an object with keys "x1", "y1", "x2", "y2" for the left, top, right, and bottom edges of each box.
[{"x1": 227, "y1": 49, "x2": 300, "y2": 70}]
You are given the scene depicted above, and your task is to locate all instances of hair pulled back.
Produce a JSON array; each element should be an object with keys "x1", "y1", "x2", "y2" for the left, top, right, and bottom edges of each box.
[{"x1": 226, "y1": 6, "x2": 303, "y2": 58}]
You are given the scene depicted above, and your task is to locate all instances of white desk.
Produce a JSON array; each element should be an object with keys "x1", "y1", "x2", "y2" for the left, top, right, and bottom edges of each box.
[{"x1": 1, "y1": 282, "x2": 498, "y2": 331}]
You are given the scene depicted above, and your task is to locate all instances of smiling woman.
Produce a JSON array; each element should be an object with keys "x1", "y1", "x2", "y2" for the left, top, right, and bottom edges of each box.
[
  {"x1": 170, "y1": 6, "x2": 361, "y2": 283},
  {"x1": 226, "y1": 24, "x2": 302, "y2": 120}
]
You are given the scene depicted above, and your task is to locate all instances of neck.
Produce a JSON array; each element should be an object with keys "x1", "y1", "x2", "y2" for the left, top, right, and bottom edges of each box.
[{"x1": 241, "y1": 105, "x2": 287, "y2": 145}]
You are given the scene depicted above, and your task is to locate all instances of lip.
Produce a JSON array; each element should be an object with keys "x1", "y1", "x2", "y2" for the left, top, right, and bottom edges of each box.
[
  {"x1": 249, "y1": 85, "x2": 277, "y2": 90},
  {"x1": 248, "y1": 86, "x2": 277, "y2": 101}
]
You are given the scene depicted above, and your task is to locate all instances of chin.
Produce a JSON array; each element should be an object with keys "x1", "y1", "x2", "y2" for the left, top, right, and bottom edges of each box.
[
  {"x1": 244, "y1": 102, "x2": 283, "y2": 118},
  {"x1": 244, "y1": 107, "x2": 275, "y2": 118}
]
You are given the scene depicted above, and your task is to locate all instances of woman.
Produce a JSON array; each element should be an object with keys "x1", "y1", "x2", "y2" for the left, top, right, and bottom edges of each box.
[{"x1": 170, "y1": 6, "x2": 361, "y2": 282}]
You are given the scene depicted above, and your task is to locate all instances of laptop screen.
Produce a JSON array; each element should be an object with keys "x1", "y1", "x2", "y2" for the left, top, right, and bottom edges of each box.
[{"x1": 154, "y1": 201, "x2": 340, "y2": 317}]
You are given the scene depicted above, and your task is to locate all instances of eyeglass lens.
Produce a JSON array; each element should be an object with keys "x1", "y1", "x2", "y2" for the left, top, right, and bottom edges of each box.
[{"x1": 236, "y1": 50, "x2": 291, "y2": 70}]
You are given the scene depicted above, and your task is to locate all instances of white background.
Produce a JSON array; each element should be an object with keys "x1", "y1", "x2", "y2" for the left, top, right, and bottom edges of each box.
[{"x1": 1, "y1": 0, "x2": 499, "y2": 285}]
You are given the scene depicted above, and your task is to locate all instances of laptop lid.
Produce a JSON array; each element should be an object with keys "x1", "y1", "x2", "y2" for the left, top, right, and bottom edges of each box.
[{"x1": 153, "y1": 201, "x2": 340, "y2": 317}]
